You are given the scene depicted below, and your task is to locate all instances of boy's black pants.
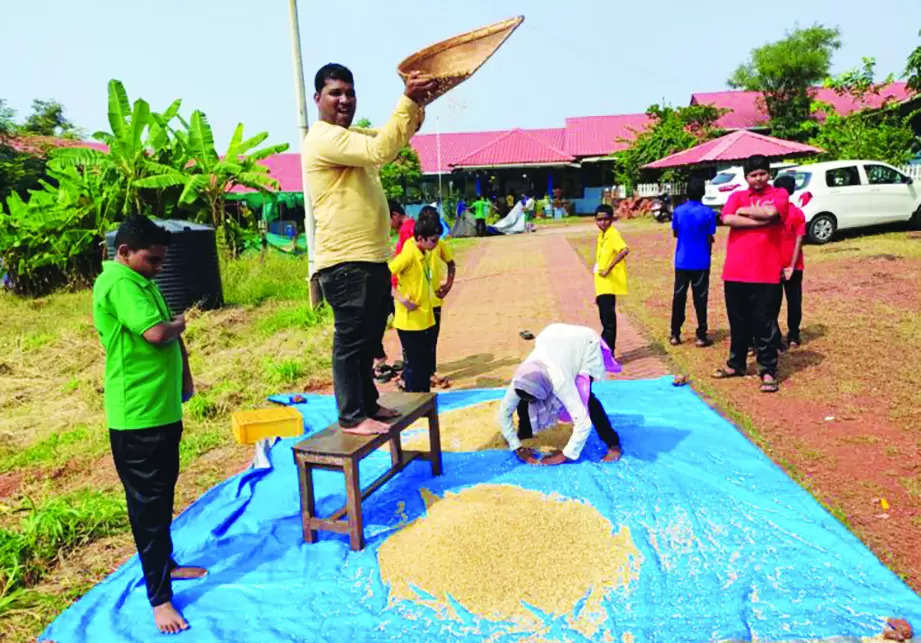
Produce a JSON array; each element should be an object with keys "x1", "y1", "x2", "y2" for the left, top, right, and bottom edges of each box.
[
  {"x1": 670, "y1": 268, "x2": 710, "y2": 340},
  {"x1": 516, "y1": 392, "x2": 621, "y2": 450},
  {"x1": 596, "y1": 294, "x2": 617, "y2": 352},
  {"x1": 724, "y1": 281, "x2": 781, "y2": 377},
  {"x1": 475, "y1": 219, "x2": 486, "y2": 237},
  {"x1": 317, "y1": 261, "x2": 390, "y2": 426},
  {"x1": 398, "y1": 328, "x2": 435, "y2": 392},
  {"x1": 429, "y1": 306, "x2": 442, "y2": 375},
  {"x1": 109, "y1": 422, "x2": 182, "y2": 608},
  {"x1": 783, "y1": 270, "x2": 803, "y2": 342}
]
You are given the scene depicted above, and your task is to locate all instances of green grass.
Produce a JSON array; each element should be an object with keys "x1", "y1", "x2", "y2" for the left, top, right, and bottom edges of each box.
[
  {"x1": 258, "y1": 302, "x2": 331, "y2": 335},
  {"x1": 221, "y1": 252, "x2": 311, "y2": 305},
  {"x1": 0, "y1": 425, "x2": 101, "y2": 475},
  {"x1": 0, "y1": 489, "x2": 127, "y2": 612}
]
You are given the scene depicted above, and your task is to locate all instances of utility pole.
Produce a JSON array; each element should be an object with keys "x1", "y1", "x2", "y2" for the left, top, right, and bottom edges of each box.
[{"x1": 288, "y1": 0, "x2": 321, "y2": 306}]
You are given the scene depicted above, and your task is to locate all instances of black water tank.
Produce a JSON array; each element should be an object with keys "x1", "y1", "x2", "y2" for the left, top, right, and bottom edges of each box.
[{"x1": 105, "y1": 219, "x2": 223, "y2": 313}]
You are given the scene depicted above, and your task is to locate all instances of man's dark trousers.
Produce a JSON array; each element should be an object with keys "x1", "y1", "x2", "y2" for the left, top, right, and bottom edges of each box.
[
  {"x1": 318, "y1": 262, "x2": 390, "y2": 426},
  {"x1": 724, "y1": 281, "x2": 781, "y2": 377},
  {"x1": 670, "y1": 268, "x2": 710, "y2": 340},
  {"x1": 109, "y1": 421, "x2": 182, "y2": 607}
]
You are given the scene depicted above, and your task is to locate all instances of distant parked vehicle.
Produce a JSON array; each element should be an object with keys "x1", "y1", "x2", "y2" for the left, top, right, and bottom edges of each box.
[
  {"x1": 649, "y1": 193, "x2": 673, "y2": 223},
  {"x1": 775, "y1": 160, "x2": 921, "y2": 244},
  {"x1": 702, "y1": 166, "x2": 745, "y2": 211}
]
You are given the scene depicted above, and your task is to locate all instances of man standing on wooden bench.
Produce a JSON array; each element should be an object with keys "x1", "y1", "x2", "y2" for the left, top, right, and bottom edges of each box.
[{"x1": 303, "y1": 63, "x2": 434, "y2": 435}]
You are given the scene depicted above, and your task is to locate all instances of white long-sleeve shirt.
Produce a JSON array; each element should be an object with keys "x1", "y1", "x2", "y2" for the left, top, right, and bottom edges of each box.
[{"x1": 497, "y1": 324, "x2": 606, "y2": 460}]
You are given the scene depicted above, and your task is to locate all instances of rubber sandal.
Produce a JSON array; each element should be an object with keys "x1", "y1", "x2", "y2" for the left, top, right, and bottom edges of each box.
[
  {"x1": 696, "y1": 338, "x2": 713, "y2": 347},
  {"x1": 373, "y1": 364, "x2": 392, "y2": 380},
  {"x1": 712, "y1": 367, "x2": 743, "y2": 379},
  {"x1": 519, "y1": 330, "x2": 535, "y2": 340},
  {"x1": 669, "y1": 336, "x2": 681, "y2": 346},
  {"x1": 760, "y1": 376, "x2": 779, "y2": 393}
]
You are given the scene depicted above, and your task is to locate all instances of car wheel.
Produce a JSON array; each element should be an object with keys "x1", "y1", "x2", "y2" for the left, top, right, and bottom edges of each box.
[
  {"x1": 808, "y1": 213, "x2": 836, "y2": 244},
  {"x1": 911, "y1": 206, "x2": 921, "y2": 230}
]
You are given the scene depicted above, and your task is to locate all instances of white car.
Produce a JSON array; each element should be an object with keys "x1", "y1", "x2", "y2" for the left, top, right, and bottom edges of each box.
[
  {"x1": 702, "y1": 166, "x2": 745, "y2": 210},
  {"x1": 775, "y1": 160, "x2": 921, "y2": 244}
]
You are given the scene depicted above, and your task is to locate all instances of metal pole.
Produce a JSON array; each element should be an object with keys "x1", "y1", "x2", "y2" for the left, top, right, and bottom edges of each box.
[{"x1": 288, "y1": 0, "x2": 321, "y2": 307}]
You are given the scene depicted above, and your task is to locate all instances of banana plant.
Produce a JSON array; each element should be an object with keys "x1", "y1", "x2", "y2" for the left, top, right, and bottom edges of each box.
[
  {"x1": 51, "y1": 80, "x2": 186, "y2": 218},
  {"x1": 151, "y1": 110, "x2": 288, "y2": 228}
]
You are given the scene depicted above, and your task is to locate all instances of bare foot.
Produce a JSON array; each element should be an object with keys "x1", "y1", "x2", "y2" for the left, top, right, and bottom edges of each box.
[
  {"x1": 171, "y1": 566, "x2": 207, "y2": 580},
  {"x1": 372, "y1": 405, "x2": 400, "y2": 420},
  {"x1": 153, "y1": 601, "x2": 188, "y2": 634},
  {"x1": 602, "y1": 447, "x2": 622, "y2": 462},
  {"x1": 341, "y1": 417, "x2": 391, "y2": 435}
]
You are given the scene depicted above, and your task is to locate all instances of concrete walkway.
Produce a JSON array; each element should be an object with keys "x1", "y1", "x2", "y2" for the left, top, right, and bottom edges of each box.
[{"x1": 382, "y1": 226, "x2": 668, "y2": 391}]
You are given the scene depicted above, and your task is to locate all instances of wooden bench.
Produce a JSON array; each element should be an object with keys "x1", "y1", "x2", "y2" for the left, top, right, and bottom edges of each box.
[{"x1": 291, "y1": 391, "x2": 442, "y2": 551}]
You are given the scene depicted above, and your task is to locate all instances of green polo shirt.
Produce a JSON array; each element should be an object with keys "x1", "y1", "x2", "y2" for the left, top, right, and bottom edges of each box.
[{"x1": 92, "y1": 261, "x2": 182, "y2": 430}]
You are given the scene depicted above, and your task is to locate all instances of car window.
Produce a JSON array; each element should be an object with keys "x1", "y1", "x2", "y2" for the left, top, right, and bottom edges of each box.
[
  {"x1": 711, "y1": 172, "x2": 737, "y2": 186},
  {"x1": 825, "y1": 166, "x2": 860, "y2": 187},
  {"x1": 864, "y1": 164, "x2": 906, "y2": 185},
  {"x1": 776, "y1": 171, "x2": 811, "y2": 190}
]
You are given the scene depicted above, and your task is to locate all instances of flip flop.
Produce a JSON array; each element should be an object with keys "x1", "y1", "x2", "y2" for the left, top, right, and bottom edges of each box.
[
  {"x1": 519, "y1": 330, "x2": 535, "y2": 340},
  {"x1": 712, "y1": 367, "x2": 744, "y2": 379},
  {"x1": 669, "y1": 336, "x2": 681, "y2": 346},
  {"x1": 695, "y1": 338, "x2": 713, "y2": 347},
  {"x1": 760, "y1": 376, "x2": 779, "y2": 393}
]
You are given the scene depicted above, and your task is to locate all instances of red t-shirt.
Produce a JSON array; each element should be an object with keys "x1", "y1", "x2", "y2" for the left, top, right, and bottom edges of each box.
[
  {"x1": 780, "y1": 203, "x2": 806, "y2": 271},
  {"x1": 720, "y1": 187, "x2": 789, "y2": 283},
  {"x1": 391, "y1": 218, "x2": 416, "y2": 287}
]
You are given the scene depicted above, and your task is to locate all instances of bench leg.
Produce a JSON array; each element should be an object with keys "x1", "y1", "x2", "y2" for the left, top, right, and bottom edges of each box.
[
  {"x1": 427, "y1": 409, "x2": 443, "y2": 476},
  {"x1": 389, "y1": 431, "x2": 403, "y2": 469},
  {"x1": 343, "y1": 458, "x2": 364, "y2": 551},
  {"x1": 295, "y1": 454, "x2": 317, "y2": 543}
]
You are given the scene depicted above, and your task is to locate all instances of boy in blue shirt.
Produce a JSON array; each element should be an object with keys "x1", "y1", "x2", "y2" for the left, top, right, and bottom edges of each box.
[{"x1": 669, "y1": 177, "x2": 716, "y2": 347}]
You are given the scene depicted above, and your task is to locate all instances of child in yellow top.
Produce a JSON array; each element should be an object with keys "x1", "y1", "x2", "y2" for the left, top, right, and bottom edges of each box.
[
  {"x1": 593, "y1": 204, "x2": 629, "y2": 354},
  {"x1": 388, "y1": 214, "x2": 441, "y2": 392},
  {"x1": 417, "y1": 207, "x2": 456, "y2": 388}
]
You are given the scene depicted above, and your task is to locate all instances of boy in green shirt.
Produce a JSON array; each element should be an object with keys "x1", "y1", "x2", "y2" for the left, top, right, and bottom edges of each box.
[{"x1": 92, "y1": 214, "x2": 205, "y2": 634}]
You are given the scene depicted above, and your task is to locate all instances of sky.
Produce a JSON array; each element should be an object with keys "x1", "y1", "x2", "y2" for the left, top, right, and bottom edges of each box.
[{"x1": 2, "y1": 0, "x2": 920, "y2": 151}]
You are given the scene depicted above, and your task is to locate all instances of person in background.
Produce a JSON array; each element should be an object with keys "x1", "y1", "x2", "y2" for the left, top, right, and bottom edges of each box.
[
  {"x1": 712, "y1": 154, "x2": 788, "y2": 393},
  {"x1": 497, "y1": 323, "x2": 623, "y2": 466},
  {"x1": 593, "y1": 204, "x2": 629, "y2": 356},
  {"x1": 416, "y1": 207, "x2": 456, "y2": 388},
  {"x1": 302, "y1": 62, "x2": 433, "y2": 434},
  {"x1": 472, "y1": 195, "x2": 490, "y2": 237},
  {"x1": 92, "y1": 214, "x2": 205, "y2": 635},
  {"x1": 773, "y1": 174, "x2": 806, "y2": 349},
  {"x1": 373, "y1": 200, "x2": 414, "y2": 381},
  {"x1": 388, "y1": 215, "x2": 442, "y2": 392},
  {"x1": 669, "y1": 177, "x2": 715, "y2": 347}
]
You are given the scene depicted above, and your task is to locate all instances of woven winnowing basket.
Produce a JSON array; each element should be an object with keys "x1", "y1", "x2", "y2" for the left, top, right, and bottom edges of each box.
[{"x1": 397, "y1": 15, "x2": 524, "y2": 101}]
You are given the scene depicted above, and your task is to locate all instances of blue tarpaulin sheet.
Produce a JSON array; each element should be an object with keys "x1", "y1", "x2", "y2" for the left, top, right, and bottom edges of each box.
[{"x1": 41, "y1": 377, "x2": 921, "y2": 641}]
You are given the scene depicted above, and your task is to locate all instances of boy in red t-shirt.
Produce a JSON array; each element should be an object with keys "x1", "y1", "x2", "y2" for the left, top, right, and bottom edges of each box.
[
  {"x1": 773, "y1": 175, "x2": 805, "y2": 348},
  {"x1": 713, "y1": 154, "x2": 788, "y2": 393}
]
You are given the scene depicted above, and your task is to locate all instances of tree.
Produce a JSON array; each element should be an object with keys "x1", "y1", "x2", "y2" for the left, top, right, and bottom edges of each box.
[
  {"x1": 905, "y1": 30, "x2": 921, "y2": 93},
  {"x1": 810, "y1": 58, "x2": 917, "y2": 165},
  {"x1": 613, "y1": 104, "x2": 725, "y2": 191},
  {"x1": 21, "y1": 99, "x2": 78, "y2": 137},
  {"x1": 728, "y1": 25, "x2": 841, "y2": 140},
  {"x1": 0, "y1": 99, "x2": 15, "y2": 138}
]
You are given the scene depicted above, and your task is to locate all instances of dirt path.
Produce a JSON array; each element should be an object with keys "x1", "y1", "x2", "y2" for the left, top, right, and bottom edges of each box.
[{"x1": 381, "y1": 224, "x2": 668, "y2": 391}]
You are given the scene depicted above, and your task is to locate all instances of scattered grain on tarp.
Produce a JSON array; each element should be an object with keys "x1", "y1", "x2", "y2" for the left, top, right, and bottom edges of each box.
[
  {"x1": 378, "y1": 484, "x2": 642, "y2": 636},
  {"x1": 398, "y1": 400, "x2": 573, "y2": 453}
]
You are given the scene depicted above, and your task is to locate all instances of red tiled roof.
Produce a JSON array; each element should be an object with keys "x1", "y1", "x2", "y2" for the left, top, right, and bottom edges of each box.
[
  {"x1": 3, "y1": 135, "x2": 108, "y2": 155},
  {"x1": 643, "y1": 130, "x2": 822, "y2": 169},
  {"x1": 563, "y1": 114, "x2": 655, "y2": 157},
  {"x1": 229, "y1": 152, "x2": 302, "y2": 193},
  {"x1": 449, "y1": 128, "x2": 573, "y2": 168},
  {"x1": 411, "y1": 130, "x2": 510, "y2": 174},
  {"x1": 691, "y1": 82, "x2": 914, "y2": 130}
]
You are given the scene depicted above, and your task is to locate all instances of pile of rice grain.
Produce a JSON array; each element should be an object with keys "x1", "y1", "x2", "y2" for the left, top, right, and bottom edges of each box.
[
  {"x1": 400, "y1": 400, "x2": 574, "y2": 453},
  {"x1": 378, "y1": 484, "x2": 642, "y2": 635}
]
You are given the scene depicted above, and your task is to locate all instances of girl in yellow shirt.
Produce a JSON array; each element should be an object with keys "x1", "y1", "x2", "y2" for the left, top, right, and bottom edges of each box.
[
  {"x1": 388, "y1": 214, "x2": 441, "y2": 392},
  {"x1": 593, "y1": 204, "x2": 629, "y2": 354}
]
